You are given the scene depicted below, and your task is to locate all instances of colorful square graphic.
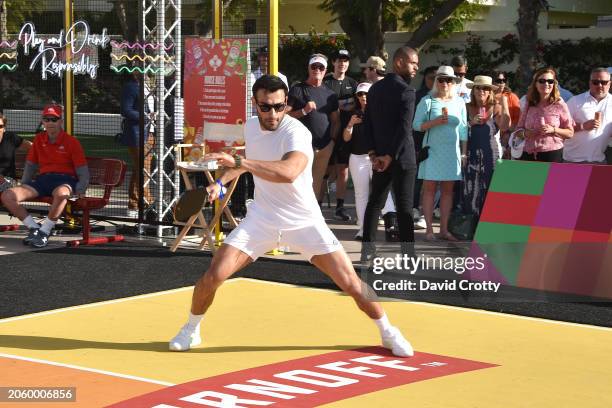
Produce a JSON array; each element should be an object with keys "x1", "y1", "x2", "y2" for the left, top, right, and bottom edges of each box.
[{"x1": 473, "y1": 162, "x2": 612, "y2": 299}]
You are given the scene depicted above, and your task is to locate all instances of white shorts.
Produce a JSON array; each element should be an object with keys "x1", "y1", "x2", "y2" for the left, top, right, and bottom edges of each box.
[{"x1": 224, "y1": 215, "x2": 343, "y2": 261}]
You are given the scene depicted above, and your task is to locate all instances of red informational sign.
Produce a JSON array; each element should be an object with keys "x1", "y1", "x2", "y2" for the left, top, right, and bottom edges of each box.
[
  {"x1": 183, "y1": 38, "x2": 249, "y2": 160},
  {"x1": 108, "y1": 347, "x2": 497, "y2": 407}
]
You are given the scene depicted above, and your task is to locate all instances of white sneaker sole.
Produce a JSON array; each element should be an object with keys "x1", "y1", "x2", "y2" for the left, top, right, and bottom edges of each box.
[{"x1": 169, "y1": 335, "x2": 202, "y2": 352}]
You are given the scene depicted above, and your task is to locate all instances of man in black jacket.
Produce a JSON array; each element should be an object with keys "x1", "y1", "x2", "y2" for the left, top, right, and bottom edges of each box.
[{"x1": 361, "y1": 46, "x2": 419, "y2": 261}]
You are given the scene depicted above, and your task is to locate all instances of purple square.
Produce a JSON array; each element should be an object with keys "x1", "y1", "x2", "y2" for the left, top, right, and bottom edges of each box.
[{"x1": 534, "y1": 163, "x2": 592, "y2": 229}]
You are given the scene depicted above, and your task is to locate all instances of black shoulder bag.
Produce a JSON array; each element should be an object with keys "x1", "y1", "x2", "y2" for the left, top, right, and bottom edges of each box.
[{"x1": 417, "y1": 99, "x2": 433, "y2": 164}]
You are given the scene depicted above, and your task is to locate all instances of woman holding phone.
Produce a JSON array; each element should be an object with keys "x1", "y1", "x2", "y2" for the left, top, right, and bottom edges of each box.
[{"x1": 343, "y1": 82, "x2": 395, "y2": 240}]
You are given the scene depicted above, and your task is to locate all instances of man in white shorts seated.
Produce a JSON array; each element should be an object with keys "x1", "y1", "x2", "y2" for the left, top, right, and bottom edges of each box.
[{"x1": 169, "y1": 75, "x2": 414, "y2": 357}]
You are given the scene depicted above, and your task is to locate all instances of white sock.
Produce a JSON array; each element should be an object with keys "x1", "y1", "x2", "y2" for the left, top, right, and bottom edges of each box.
[
  {"x1": 187, "y1": 312, "x2": 203, "y2": 331},
  {"x1": 39, "y1": 218, "x2": 57, "y2": 235},
  {"x1": 374, "y1": 313, "x2": 393, "y2": 336},
  {"x1": 23, "y1": 215, "x2": 39, "y2": 230}
]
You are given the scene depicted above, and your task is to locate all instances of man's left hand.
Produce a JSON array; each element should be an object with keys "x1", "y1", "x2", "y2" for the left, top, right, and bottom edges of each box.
[
  {"x1": 203, "y1": 152, "x2": 235, "y2": 168},
  {"x1": 375, "y1": 155, "x2": 392, "y2": 172}
]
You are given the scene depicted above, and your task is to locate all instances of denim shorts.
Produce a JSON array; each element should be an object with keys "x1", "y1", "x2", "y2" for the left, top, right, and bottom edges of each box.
[{"x1": 26, "y1": 173, "x2": 77, "y2": 197}]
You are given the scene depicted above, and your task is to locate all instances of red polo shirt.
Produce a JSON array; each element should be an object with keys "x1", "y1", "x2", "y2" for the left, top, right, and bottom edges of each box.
[{"x1": 26, "y1": 131, "x2": 87, "y2": 176}]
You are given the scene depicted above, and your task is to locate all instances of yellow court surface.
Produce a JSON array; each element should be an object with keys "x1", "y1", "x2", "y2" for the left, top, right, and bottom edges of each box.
[{"x1": 0, "y1": 278, "x2": 611, "y2": 407}]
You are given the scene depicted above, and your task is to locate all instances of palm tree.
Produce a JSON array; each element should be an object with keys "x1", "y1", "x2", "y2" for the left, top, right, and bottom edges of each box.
[{"x1": 516, "y1": 0, "x2": 548, "y2": 92}]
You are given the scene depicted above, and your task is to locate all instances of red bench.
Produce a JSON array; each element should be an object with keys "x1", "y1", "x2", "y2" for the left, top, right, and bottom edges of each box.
[{"x1": 1, "y1": 156, "x2": 127, "y2": 247}]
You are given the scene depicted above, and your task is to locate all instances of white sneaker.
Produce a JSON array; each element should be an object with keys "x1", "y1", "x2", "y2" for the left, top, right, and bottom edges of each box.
[
  {"x1": 382, "y1": 326, "x2": 414, "y2": 357},
  {"x1": 169, "y1": 324, "x2": 202, "y2": 351},
  {"x1": 414, "y1": 216, "x2": 427, "y2": 230},
  {"x1": 412, "y1": 208, "x2": 421, "y2": 221},
  {"x1": 433, "y1": 208, "x2": 441, "y2": 220}
]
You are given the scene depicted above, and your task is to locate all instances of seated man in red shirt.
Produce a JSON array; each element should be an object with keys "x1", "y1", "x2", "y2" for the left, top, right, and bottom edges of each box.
[{"x1": 0, "y1": 104, "x2": 89, "y2": 248}]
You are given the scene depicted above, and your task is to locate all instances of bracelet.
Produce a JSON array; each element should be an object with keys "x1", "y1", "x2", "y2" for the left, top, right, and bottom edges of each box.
[
  {"x1": 345, "y1": 127, "x2": 353, "y2": 133},
  {"x1": 301, "y1": 108, "x2": 307, "y2": 116},
  {"x1": 233, "y1": 154, "x2": 242, "y2": 169},
  {"x1": 215, "y1": 179, "x2": 225, "y2": 200}
]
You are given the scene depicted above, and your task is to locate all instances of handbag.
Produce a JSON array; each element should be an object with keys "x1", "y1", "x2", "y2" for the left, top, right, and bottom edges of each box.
[
  {"x1": 448, "y1": 211, "x2": 478, "y2": 241},
  {"x1": 417, "y1": 99, "x2": 433, "y2": 164}
]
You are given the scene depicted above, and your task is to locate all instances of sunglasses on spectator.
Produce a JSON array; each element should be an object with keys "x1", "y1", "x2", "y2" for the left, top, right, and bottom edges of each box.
[
  {"x1": 437, "y1": 77, "x2": 455, "y2": 84},
  {"x1": 310, "y1": 64, "x2": 325, "y2": 71},
  {"x1": 454, "y1": 72, "x2": 466, "y2": 77},
  {"x1": 473, "y1": 86, "x2": 491, "y2": 91},
  {"x1": 537, "y1": 79, "x2": 555, "y2": 85},
  {"x1": 257, "y1": 103, "x2": 286, "y2": 113},
  {"x1": 591, "y1": 80, "x2": 610, "y2": 86},
  {"x1": 42, "y1": 117, "x2": 60, "y2": 122},
  {"x1": 494, "y1": 78, "x2": 506, "y2": 84},
  {"x1": 0, "y1": 124, "x2": 4, "y2": 129},
  {"x1": 356, "y1": 92, "x2": 367, "y2": 97}
]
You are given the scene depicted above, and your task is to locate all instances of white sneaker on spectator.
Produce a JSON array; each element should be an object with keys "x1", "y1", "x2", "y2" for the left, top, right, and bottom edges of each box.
[
  {"x1": 169, "y1": 324, "x2": 202, "y2": 351},
  {"x1": 433, "y1": 208, "x2": 441, "y2": 220},
  {"x1": 127, "y1": 209, "x2": 138, "y2": 218},
  {"x1": 382, "y1": 326, "x2": 414, "y2": 357},
  {"x1": 414, "y1": 216, "x2": 427, "y2": 230},
  {"x1": 412, "y1": 208, "x2": 421, "y2": 221}
]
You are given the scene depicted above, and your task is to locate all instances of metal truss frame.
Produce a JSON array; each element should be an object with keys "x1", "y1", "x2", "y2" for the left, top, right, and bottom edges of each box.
[{"x1": 140, "y1": 0, "x2": 183, "y2": 237}]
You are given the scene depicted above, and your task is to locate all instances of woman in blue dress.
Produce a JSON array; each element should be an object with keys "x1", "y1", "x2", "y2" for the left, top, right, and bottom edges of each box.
[
  {"x1": 413, "y1": 66, "x2": 468, "y2": 241},
  {"x1": 464, "y1": 75, "x2": 510, "y2": 219}
]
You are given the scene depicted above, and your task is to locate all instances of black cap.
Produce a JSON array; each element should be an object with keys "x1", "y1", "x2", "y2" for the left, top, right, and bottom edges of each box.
[
  {"x1": 332, "y1": 49, "x2": 351, "y2": 61},
  {"x1": 257, "y1": 46, "x2": 269, "y2": 55}
]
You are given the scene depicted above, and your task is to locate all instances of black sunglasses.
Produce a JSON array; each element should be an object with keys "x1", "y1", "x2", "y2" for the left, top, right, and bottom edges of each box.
[
  {"x1": 437, "y1": 77, "x2": 455, "y2": 84},
  {"x1": 591, "y1": 80, "x2": 610, "y2": 86},
  {"x1": 257, "y1": 103, "x2": 286, "y2": 113},
  {"x1": 356, "y1": 92, "x2": 367, "y2": 97},
  {"x1": 42, "y1": 117, "x2": 60, "y2": 122},
  {"x1": 310, "y1": 64, "x2": 325, "y2": 71},
  {"x1": 537, "y1": 79, "x2": 555, "y2": 85},
  {"x1": 0, "y1": 124, "x2": 4, "y2": 129},
  {"x1": 494, "y1": 78, "x2": 506, "y2": 84},
  {"x1": 454, "y1": 72, "x2": 466, "y2": 77},
  {"x1": 473, "y1": 86, "x2": 491, "y2": 91}
]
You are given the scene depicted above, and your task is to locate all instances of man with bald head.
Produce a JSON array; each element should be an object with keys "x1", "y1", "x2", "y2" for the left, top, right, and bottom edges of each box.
[{"x1": 361, "y1": 46, "x2": 419, "y2": 262}]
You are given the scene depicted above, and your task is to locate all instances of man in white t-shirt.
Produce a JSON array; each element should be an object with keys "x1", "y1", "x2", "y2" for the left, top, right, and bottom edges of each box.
[
  {"x1": 451, "y1": 55, "x2": 473, "y2": 103},
  {"x1": 169, "y1": 75, "x2": 414, "y2": 357},
  {"x1": 564, "y1": 67, "x2": 611, "y2": 164}
]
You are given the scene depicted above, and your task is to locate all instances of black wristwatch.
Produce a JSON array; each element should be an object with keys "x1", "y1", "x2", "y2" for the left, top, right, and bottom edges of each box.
[{"x1": 233, "y1": 154, "x2": 242, "y2": 169}]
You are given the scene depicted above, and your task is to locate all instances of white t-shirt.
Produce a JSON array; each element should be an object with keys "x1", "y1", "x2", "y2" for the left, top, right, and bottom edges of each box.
[
  {"x1": 564, "y1": 92, "x2": 611, "y2": 162},
  {"x1": 244, "y1": 115, "x2": 324, "y2": 228},
  {"x1": 456, "y1": 77, "x2": 473, "y2": 103}
]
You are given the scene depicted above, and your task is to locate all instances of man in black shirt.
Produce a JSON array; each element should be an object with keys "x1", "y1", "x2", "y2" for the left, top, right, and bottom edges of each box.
[
  {"x1": 324, "y1": 49, "x2": 358, "y2": 221},
  {"x1": 0, "y1": 113, "x2": 31, "y2": 191},
  {"x1": 361, "y1": 46, "x2": 419, "y2": 262},
  {"x1": 287, "y1": 54, "x2": 340, "y2": 205}
]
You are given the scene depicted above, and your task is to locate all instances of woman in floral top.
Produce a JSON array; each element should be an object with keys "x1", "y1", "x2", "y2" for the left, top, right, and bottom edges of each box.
[{"x1": 516, "y1": 67, "x2": 574, "y2": 162}]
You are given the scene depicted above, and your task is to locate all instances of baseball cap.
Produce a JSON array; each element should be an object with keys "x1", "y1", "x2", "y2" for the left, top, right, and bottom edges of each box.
[
  {"x1": 308, "y1": 55, "x2": 328, "y2": 69},
  {"x1": 42, "y1": 104, "x2": 63, "y2": 118},
  {"x1": 257, "y1": 46, "x2": 268, "y2": 55},
  {"x1": 332, "y1": 49, "x2": 351, "y2": 61},
  {"x1": 355, "y1": 82, "x2": 371, "y2": 94},
  {"x1": 361, "y1": 56, "x2": 386, "y2": 72}
]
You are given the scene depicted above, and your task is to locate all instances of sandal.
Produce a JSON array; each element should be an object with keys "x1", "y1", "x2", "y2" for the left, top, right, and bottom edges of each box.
[
  {"x1": 438, "y1": 232, "x2": 459, "y2": 242},
  {"x1": 424, "y1": 232, "x2": 436, "y2": 242}
]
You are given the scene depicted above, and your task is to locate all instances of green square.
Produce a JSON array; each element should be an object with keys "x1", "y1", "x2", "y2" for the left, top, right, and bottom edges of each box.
[
  {"x1": 489, "y1": 160, "x2": 550, "y2": 195},
  {"x1": 475, "y1": 222, "x2": 531, "y2": 284}
]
